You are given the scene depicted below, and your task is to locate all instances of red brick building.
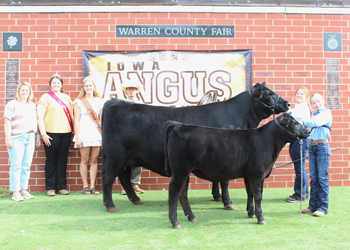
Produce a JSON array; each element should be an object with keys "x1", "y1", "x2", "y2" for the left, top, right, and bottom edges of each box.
[{"x1": 0, "y1": 3, "x2": 349, "y2": 192}]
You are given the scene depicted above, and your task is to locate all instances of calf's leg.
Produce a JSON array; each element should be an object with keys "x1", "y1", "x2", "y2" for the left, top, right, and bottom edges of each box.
[
  {"x1": 250, "y1": 178, "x2": 266, "y2": 225},
  {"x1": 179, "y1": 178, "x2": 196, "y2": 222},
  {"x1": 168, "y1": 174, "x2": 191, "y2": 229},
  {"x1": 244, "y1": 177, "x2": 255, "y2": 218}
]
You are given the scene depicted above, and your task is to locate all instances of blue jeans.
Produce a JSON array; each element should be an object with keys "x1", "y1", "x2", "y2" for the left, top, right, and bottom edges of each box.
[
  {"x1": 289, "y1": 138, "x2": 309, "y2": 199},
  {"x1": 308, "y1": 142, "x2": 330, "y2": 214},
  {"x1": 7, "y1": 133, "x2": 35, "y2": 192}
]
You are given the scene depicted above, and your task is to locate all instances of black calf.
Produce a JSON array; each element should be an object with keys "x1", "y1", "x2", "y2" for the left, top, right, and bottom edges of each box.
[{"x1": 164, "y1": 113, "x2": 309, "y2": 228}]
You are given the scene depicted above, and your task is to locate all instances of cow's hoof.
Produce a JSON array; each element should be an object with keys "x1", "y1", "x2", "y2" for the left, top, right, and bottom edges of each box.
[
  {"x1": 173, "y1": 224, "x2": 182, "y2": 229},
  {"x1": 248, "y1": 214, "x2": 256, "y2": 218},
  {"x1": 133, "y1": 200, "x2": 144, "y2": 205},
  {"x1": 224, "y1": 204, "x2": 236, "y2": 210},
  {"x1": 107, "y1": 207, "x2": 119, "y2": 213},
  {"x1": 214, "y1": 198, "x2": 222, "y2": 202},
  {"x1": 186, "y1": 214, "x2": 197, "y2": 222},
  {"x1": 258, "y1": 220, "x2": 267, "y2": 225}
]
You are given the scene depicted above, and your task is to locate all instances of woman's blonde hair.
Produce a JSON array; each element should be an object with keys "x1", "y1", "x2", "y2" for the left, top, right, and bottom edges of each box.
[
  {"x1": 296, "y1": 86, "x2": 312, "y2": 111},
  {"x1": 76, "y1": 76, "x2": 101, "y2": 99},
  {"x1": 49, "y1": 73, "x2": 64, "y2": 93},
  {"x1": 15, "y1": 81, "x2": 33, "y2": 103}
]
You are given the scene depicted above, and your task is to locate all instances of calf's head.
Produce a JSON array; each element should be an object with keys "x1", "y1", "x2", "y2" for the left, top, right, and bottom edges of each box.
[
  {"x1": 250, "y1": 82, "x2": 291, "y2": 114},
  {"x1": 275, "y1": 113, "x2": 310, "y2": 140}
]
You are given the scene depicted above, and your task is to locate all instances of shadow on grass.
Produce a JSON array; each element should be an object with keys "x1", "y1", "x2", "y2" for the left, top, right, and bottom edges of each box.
[
  {"x1": 0, "y1": 190, "x2": 288, "y2": 226},
  {"x1": 0, "y1": 191, "x2": 275, "y2": 229}
]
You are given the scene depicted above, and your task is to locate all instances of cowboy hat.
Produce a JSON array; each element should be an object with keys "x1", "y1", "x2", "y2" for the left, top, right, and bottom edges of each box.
[{"x1": 121, "y1": 80, "x2": 142, "y2": 93}]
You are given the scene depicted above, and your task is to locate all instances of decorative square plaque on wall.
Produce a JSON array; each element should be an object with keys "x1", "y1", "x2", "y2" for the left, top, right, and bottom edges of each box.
[
  {"x1": 324, "y1": 33, "x2": 342, "y2": 52},
  {"x1": 2, "y1": 32, "x2": 23, "y2": 52}
]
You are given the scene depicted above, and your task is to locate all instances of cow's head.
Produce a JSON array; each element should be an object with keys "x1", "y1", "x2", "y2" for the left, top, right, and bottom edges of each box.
[
  {"x1": 275, "y1": 113, "x2": 310, "y2": 140},
  {"x1": 250, "y1": 82, "x2": 290, "y2": 115}
]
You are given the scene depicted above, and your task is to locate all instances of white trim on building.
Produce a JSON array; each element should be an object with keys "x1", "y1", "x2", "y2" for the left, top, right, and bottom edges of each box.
[{"x1": 0, "y1": 6, "x2": 350, "y2": 14}]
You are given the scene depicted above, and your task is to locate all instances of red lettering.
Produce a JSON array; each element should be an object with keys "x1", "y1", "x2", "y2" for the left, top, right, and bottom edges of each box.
[{"x1": 102, "y1": 70, "x2": 233, "y2": 105}]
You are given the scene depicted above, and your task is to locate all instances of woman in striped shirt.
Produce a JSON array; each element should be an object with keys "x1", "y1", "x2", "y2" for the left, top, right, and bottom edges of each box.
[{"x1": 3, "y1": 82, "x2": 41, "y2": 202}]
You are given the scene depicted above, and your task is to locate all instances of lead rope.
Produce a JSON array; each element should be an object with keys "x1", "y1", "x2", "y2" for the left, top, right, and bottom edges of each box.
[{"x1": 299, "y1": 139, "x2": 304, "y2": 221}]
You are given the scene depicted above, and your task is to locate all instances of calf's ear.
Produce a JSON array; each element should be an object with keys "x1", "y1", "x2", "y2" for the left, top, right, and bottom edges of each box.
[
  {"x1": 283, "y1": 112, "x2": 290, "y2": 119},
  {"x1": 278, "y1": 114, "x2": 288, "y2": 126},
  {"x1": 278, "y1": 112, "x2": 287, "y2": 121}
]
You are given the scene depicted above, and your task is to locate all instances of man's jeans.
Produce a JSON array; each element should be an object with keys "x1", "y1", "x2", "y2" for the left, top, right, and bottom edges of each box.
[
  {"x1": 289, "y1": 138, "x2": 309, "y2": 199},
  {"x1": 7, "y1": 133, "x2": 35, "y2": 192},
  {"x1": 308, "y1": 142, "x2": 330, "y2": 214}
]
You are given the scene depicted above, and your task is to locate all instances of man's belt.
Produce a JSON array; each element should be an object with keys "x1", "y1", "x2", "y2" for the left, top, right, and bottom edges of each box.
[{"x1": 310, "y1": 139, "x2": 327, "y2": 146}]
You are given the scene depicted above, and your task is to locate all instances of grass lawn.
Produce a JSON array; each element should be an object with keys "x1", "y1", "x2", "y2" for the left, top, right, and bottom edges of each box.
[{"x1": 0, "y1": 186, "x2": 349, "y2": 250}]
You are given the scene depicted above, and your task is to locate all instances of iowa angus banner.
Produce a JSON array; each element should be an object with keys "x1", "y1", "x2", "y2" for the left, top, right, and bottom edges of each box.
[{"x1": 82, "y1": 50, "x2": 252, "y2": 107}]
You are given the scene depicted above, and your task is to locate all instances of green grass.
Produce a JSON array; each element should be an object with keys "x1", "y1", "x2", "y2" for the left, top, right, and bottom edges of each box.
[{"x1": 0, "y1": 187, "x2": 349, "y2": 249}]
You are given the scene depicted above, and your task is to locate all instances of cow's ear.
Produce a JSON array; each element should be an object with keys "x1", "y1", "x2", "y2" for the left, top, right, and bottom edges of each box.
[
  {"x1": 278, "y1": 113, "x2": 288, "y2": 125},
  {"x1": 251, "y1": 82, "x2": 263, "y2": 98}
]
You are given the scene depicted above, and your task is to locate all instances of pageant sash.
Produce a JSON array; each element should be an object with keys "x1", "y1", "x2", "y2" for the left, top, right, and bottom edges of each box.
[
  {"x1": 47, "y1": 91, "x2": 74, "y2": 133},
  {"x1": 80, "y1": 97, "x2": 102, "y2": 135}
]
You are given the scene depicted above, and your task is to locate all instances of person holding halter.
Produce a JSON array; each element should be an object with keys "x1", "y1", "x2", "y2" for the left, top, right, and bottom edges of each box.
[
  {"x1": 120, "y1": 80, "x2": 145, "y2": 195},
  {"x1": 301, "y1": 93, "x2": 332, "y2": 217},
  {"x1": 286, "y1": 87, "x2": 311, "y2": 203},
  {"x1": 73, "y1": 76, "x2": 104, "y2": 195},
  {"x1": 37, "y1": 74, "x2": 73, "y2": 196}
]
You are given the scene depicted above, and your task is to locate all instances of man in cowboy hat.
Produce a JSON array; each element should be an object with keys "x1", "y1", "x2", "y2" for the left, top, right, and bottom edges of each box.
[
  {"x1": 122, "y1": 81, "x2": 143, "y2": 103},
  {"x1": 120, "y1": 80, "x2": 145, "y2": 195}
]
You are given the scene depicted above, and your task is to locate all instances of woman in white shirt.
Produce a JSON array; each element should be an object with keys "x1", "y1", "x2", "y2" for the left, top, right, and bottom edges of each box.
[
  {"x1": 73, "y1": 76, "x2": 104, "y2": 195},
  {"x1": 286, "y1": 87, "x2": 311, "y2": 203}
]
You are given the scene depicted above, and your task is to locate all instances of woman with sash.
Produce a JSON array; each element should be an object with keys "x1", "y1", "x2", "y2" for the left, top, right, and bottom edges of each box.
[
  {"x1": 73, "y1": 76, "x2": 104, "y2": 195},
  {"x1": 37, "y1": 74, "x2": 73, "y2": 196}
]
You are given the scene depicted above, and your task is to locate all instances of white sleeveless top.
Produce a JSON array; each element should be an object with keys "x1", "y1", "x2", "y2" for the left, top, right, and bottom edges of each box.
[{"x1": 73, "y1": 97, "x2": 105, "y2": 148}]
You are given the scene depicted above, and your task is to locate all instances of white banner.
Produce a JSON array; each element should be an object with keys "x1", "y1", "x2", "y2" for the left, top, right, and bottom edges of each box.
[{"x1": 83, "y1": 50, "x2": 252, "y2": 107}]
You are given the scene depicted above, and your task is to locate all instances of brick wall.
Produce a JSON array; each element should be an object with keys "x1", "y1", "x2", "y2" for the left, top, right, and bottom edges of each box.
[{"x1": 0, "y1": 10, "x2": 349, "y2": 192}]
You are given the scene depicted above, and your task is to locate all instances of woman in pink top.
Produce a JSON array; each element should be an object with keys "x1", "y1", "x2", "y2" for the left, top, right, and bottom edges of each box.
[{"x1": 3, "y1": 82, "x2": 41, "y2": 202}]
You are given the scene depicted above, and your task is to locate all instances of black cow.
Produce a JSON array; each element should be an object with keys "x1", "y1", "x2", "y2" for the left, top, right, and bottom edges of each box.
[
  {"x1": 102, "y1": 82, "x2": 290, "y2": 213},
  {"x1": 164, "y1": 113, "x2": 310, "y2": 228}
]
